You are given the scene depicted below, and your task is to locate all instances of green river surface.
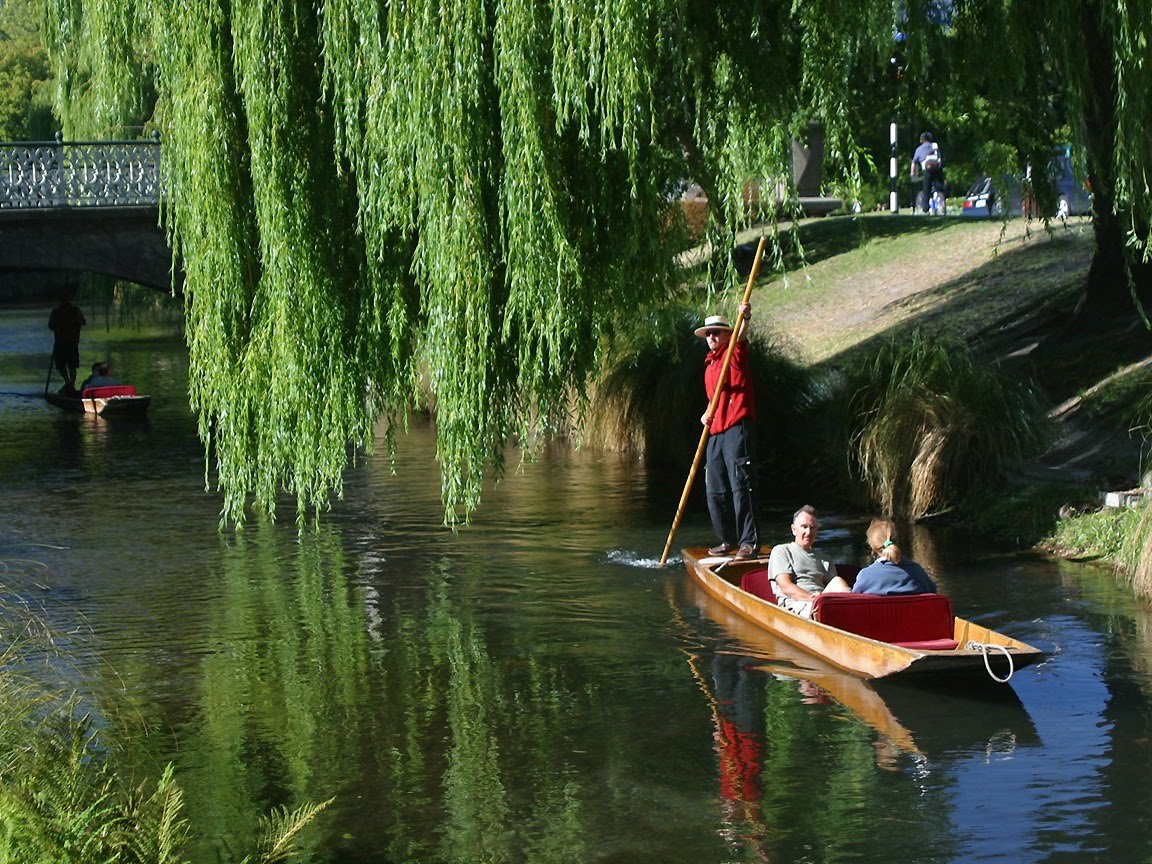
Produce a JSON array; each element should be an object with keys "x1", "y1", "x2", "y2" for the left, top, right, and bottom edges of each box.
[{"x1": 2, "y1": 304, "x2": 1151, "y2": 863}]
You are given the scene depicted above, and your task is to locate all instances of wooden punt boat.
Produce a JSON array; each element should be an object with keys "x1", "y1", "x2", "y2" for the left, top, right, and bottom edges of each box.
[
  {"x1": 682, "y1": 546, "x2": 1045, "y2": 682},
  {"x1": 45, "y1": 384, "x2": 151, "y2": 417},
  {"x1": 677, "y1": 576, "x2": 1041, "y2": 758}
]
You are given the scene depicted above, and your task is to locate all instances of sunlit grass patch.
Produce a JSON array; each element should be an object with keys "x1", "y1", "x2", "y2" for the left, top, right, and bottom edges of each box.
[{"x1": 1045, "y1": 505, "x2": 1143, "y2": 562}]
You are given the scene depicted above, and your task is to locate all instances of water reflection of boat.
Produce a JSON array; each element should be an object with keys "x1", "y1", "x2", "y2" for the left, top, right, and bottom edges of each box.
[
  {"x1": 681, "y1": 576, "x2": 1041, "y2": 758},
  {"x1": 683, "y1": 547, "x2": 1045, "y2": 681},
  {"x1": 872, "y1": 678, "x2": 1041, "y2": 755},
  {"x1": 680, "y1": 575, "x2": 921, "y2": 756},
  {"x1": 44, "y1": 385, "x2": 151, "y2": 417}
]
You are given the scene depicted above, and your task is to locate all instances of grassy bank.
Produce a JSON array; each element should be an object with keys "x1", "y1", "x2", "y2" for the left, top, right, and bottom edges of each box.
[{"x1": 749, "y1": 214, "x2": 1093, "y2": 365}]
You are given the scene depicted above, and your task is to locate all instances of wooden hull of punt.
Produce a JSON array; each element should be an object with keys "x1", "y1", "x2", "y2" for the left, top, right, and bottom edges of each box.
[
  {"x1": 45, "y1": 393, "x2": 151, "y2": 417},
  {"x1": 682, "y1": 547, "x2": 1044, "y2": 681}
]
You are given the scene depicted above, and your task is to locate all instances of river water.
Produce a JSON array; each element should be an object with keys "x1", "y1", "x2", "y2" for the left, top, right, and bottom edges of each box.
[{"x1": 2, "y1": 304, "x2": 1151, "y2": 863}]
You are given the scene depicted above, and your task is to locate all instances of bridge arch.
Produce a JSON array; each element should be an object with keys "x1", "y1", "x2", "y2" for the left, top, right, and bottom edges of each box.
[{"x1": 0, "y1": 138, "x2": 179, "y2": 292}]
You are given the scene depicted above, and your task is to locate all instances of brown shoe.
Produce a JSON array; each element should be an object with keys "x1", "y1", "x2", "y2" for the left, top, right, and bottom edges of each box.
[
  {"x1": 707, "y1": 543, "x2": 735, "y2": 556},
  {"x1": 734, "y1": 545, "x2": 757, "y2": 559}
]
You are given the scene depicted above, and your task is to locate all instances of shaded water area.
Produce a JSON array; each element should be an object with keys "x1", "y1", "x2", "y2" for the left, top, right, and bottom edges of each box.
[{"x1": 3, "y1": 304, "x2": 1152, "y2": 862}]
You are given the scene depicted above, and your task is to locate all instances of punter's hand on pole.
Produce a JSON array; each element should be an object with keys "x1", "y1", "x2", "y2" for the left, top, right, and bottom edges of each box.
[{"x1": 738, "y1": 301, "x2": 751, "y2": 323}]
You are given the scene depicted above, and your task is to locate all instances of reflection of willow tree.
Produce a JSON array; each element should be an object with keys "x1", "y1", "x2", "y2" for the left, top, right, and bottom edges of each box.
[
  {"x1": 757, "y1": 682, "x2": 954, "y2": 862},
  {"x1": 186, "y1": 526, "x2": 374, "y2": 861},
  {"x1": 181, "y1": 527, "x2": 598, "y2": 862},
  {"x1": 433, "y1": 593, "x2": 588, "y2": 864}
]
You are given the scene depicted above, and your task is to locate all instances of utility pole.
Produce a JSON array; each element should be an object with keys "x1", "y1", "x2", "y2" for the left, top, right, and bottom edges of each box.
[{"x1": 889, "y1": 32, "x2": 906, "y2": 214}]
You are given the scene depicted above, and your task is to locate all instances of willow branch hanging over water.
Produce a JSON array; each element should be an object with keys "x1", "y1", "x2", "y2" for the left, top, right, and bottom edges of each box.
[{"x1": 42, "y1": 0, "x2": 889, "y2": 523}]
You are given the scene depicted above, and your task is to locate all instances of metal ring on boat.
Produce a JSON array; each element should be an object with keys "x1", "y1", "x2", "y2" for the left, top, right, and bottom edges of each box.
[{"x1": 966, "y1": 640, "x2": 1014, "y2": 683}]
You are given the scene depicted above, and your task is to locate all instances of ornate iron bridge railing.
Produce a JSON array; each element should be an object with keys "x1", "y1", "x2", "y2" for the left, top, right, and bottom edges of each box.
[{"x1": 0, "y1": 137, "x2": 162, "y2": 209}]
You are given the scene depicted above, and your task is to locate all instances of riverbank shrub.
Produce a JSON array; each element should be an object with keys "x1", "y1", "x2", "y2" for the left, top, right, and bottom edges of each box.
[
  {"x1": 1041, "y1": 500, "x2": 1152, "y2": 600},
  {"x1": 967, "y1": 483, "x2": 1095, "y2": 548},
  {"x1": 584, "y1": 305, "x2": 808, "y2": 477},
  {"x1": 0, "y1": 573, "x2": 329, "y2": 863},
  {"x1": 816, "y1": 333, "x2": 1050, "y2": 519},
  {"x1": 1045, "y1": 505, "x2": 1143, "y2": 562}
]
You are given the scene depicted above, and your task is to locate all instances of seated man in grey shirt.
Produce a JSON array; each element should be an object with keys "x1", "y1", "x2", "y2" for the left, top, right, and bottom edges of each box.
[{"x1": 768, "y1": 505, "x2": 852, "y2": 618}]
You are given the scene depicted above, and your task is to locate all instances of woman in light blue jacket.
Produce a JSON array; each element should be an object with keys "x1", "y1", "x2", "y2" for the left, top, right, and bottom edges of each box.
[{"x1": 853, "y1": 518, "x2": 937, "y2": 595}]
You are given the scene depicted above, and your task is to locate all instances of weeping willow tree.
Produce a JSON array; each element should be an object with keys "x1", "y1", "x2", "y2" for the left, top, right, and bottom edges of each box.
[{"x1": 39, "y1": 0, "x2": 894, "y2": 523}]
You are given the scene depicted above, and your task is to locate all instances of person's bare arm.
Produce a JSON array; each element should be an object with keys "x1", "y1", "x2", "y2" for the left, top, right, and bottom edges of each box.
[{"x1": 774, "y1": 572, "x2": 817, "y2": 603}]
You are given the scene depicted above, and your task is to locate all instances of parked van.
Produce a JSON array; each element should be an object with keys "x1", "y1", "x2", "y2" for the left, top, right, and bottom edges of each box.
[{"x1": 960, "y1": 146, "x2": 1091, "y2": 219}]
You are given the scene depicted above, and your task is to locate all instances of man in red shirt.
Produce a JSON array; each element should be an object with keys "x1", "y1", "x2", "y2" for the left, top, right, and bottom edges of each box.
[{"x1": 695, "y1": 302, "x2": 760, "y2": 559}]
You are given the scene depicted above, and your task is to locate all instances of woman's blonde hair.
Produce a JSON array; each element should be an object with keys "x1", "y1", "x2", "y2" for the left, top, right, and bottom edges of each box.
[{"x1": 866, "y1": 518, "x2": 902, "y2": 564}]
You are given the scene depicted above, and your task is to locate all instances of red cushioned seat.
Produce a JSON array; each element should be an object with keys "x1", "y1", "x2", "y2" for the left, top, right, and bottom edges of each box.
[
  {"x1": 740, "y1": 568, "x2": 777, "y2": 604},
  {"x1": 812, "y1": 593, "x2": 955, "y2": 648},
  {"x1": 81, "y1": 385, "x2": 137, "y2": 398}
]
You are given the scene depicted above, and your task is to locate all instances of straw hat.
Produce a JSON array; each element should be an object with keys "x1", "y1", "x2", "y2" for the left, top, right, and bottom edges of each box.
[{"x1": 693, "y1": 315, "x2": 733, "y2": 338}]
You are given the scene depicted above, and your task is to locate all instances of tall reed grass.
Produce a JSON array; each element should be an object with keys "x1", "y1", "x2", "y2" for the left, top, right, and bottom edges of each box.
[
  {"x1": 0, "y1": 568, "x2": 328, "y2": 864},
  {"x1": 1119, "y1": 503, "x2": 1152, "y2": 598},
  {"x1": 817, "y1": 333, "x2": 1049, "y2": 519}
]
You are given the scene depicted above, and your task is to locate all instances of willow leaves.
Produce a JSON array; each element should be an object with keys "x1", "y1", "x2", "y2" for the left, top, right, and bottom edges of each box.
[{"x1": 43, "y1": 0, "x2": 890, "y2": 522}]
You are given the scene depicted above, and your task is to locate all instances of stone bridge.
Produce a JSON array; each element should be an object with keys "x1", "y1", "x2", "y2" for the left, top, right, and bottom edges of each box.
[{"x1": 0, "y1": 137, "x2": 177, "y2": 292}]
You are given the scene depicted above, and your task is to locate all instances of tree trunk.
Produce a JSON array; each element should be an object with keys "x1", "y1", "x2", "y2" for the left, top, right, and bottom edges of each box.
[{"x1": 1074, "y1": 0, "x2": 1152, "y2": 322}]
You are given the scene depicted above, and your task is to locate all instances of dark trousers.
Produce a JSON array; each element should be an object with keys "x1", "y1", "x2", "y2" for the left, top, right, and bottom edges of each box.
[
  {"x1": 705, "y1": 420, "x2": 760, "y2": 549},
  {"x1": 919, "y1": 168, "x2": 945, "y2": 210}
]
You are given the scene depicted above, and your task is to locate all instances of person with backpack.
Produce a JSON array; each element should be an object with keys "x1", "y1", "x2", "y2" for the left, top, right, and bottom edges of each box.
[{"x1": 911, "y1": 131, "x2": 946, "y2": 214}]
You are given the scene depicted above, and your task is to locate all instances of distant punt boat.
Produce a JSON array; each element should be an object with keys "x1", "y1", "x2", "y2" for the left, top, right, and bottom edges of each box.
[
  {"x1": 44, "y1": 384, "x2": 151, "y2": 417},
  {"x1": 681, "y1": 547, "x2": 1044, "y2": 683}
]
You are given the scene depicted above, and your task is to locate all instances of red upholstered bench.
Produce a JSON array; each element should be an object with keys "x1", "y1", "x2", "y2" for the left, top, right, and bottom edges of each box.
[
  {"x1": 811, "y1": 593, "x2": 959, "y2": 650},
  {"x1": 740, "y1": 568, "x2": 777, "y2": 604},
  {"x1": 81, "y1": 385, "x2": 138, "y2": 398}
]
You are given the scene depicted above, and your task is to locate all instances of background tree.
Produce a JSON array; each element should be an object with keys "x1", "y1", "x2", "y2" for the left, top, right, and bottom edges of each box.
[
  {"x1": 0, "y1": 0, "x2": 53, "y2": 139},
  {"x1": 894, "y1": 0, "x2": 1152, "y2": 320}
]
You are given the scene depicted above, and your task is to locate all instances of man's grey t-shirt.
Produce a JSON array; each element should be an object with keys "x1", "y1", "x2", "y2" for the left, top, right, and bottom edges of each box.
[{"x1": 768, "y1": 542, "x2": 834, "y2": 594}]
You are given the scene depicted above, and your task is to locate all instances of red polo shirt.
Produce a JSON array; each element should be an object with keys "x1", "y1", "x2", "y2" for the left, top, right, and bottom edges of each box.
[{"x1": 705, "y1": 339, "x2": 756, "y2": 434}]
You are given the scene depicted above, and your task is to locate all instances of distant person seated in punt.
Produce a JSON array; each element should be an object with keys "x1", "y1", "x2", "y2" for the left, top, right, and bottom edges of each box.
[
  {"x1": 768, "y1": 505, "x2": 852, "y2": 618},
  {"x1": 79, "y1": 361, "x2": 121, "y2": 392},
  {"x1": 852, "y1": 518, "x2": 937, "y2": 596}
]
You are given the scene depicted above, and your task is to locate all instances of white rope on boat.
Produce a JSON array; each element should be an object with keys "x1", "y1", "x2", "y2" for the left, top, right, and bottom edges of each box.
[{"x1": 966, "y1": 640, "x2": 1014, "y2": 683}]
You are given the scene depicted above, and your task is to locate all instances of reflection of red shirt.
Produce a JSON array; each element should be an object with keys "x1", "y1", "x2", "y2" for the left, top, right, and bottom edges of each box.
[
  {"x1": 705, "y1": 339, "x2": 756, "y2": 434},
  {"x1": 715, "y1": 715, "x2": 763, "y2": 802}
]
